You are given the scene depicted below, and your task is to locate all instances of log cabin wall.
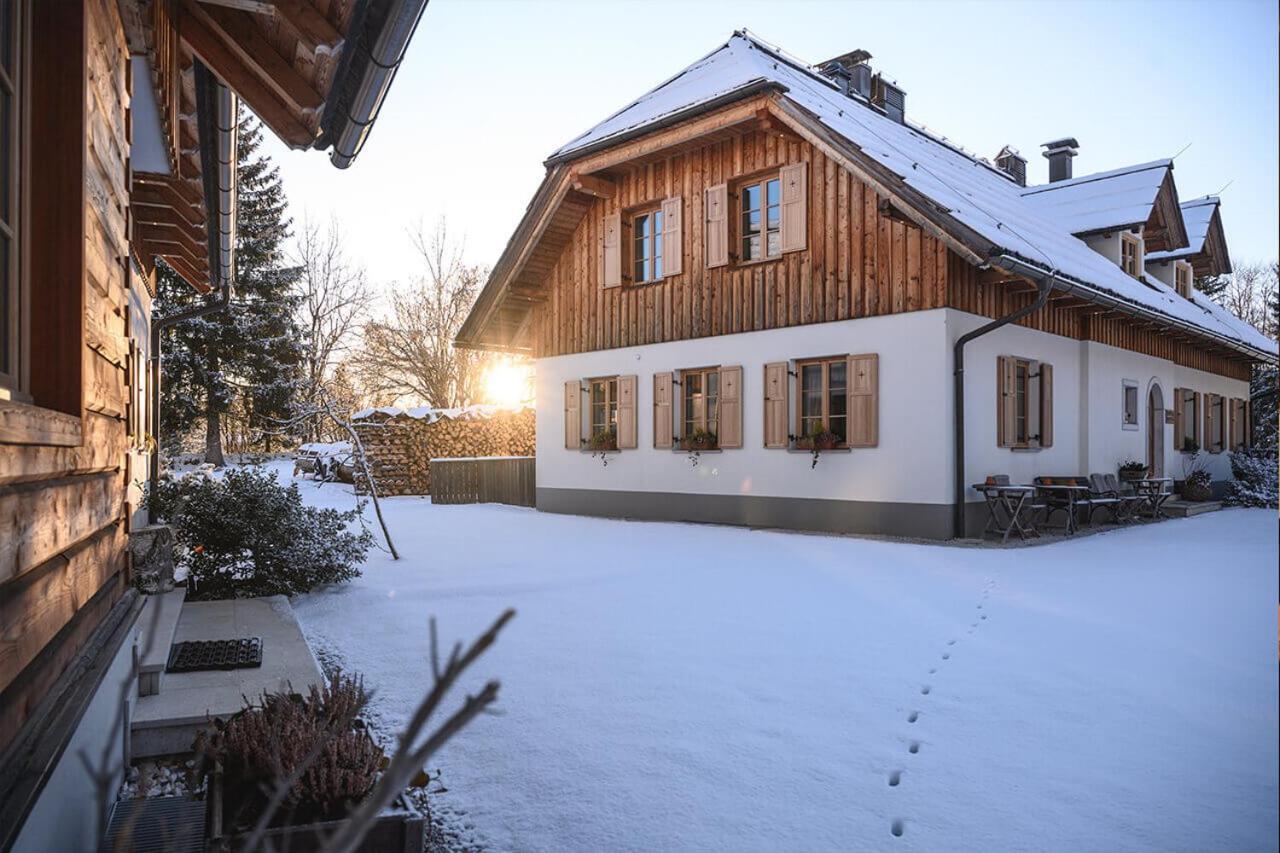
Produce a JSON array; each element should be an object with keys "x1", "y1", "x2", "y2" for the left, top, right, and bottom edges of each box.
[
  {"x1": 529, "y1": 127, "x2": 1249, "y2": 382},
  {"x1": 531, "y1": 130, "x2": 952, "y2": 358},
  {"x1": 0, "y1": 0, "x2": 132, "y2": 757}
]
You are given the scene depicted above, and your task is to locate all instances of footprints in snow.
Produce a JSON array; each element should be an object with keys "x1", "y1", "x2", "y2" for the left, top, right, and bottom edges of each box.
[{"x1": 888, "y1": 576, "x2": 998, "y2": 839}]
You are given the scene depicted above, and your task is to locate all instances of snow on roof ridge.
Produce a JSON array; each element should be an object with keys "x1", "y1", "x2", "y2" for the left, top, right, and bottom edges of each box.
[{"x1": 1020, "y1": 159, "x2": 1173, "y2": 196}]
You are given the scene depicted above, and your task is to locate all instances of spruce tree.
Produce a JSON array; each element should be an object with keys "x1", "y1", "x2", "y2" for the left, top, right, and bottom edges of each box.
[
  {"x1": 1194, "y1": 273, "x2": 1229, "y2": 299},
  {"x1": 156, "y1": 113, "x2": 303, "y2": 465}
]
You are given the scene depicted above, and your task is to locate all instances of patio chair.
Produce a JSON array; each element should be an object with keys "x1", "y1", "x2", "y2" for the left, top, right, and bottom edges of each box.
[
  {"x1": 1085, "y1": 474, "x2": 1125, "y2": 523},
  {"x1": 1101, "y1": 474, "x2": 1146, "y2": 521}
]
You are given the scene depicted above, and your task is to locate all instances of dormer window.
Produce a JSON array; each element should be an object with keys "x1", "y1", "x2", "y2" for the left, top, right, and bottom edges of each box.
[
  {"x1": 1120, "y1": 232, "x2": 1142, "y2": 277},
  {"x1": 1174, "y1": 261, "x2": 1193, "y2": 298}
]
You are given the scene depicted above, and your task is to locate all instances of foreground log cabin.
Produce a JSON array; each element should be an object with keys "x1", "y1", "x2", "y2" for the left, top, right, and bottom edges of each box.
[
  {"x1": 458, "y1": 31, "x2": 1276, "y2": 539},
  {"x1": 0, "y1": 1, "x2": 426, "y2": 849}
]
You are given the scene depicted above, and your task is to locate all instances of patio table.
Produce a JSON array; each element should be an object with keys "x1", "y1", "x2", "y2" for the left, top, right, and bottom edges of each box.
[
  {"x1": 1131, "y1": 477, "x2": 1174, "y2": 519},
  {"x1": 972, "y1": 483, "x2": 1040, "y2": 543},
  {"x1": 1035, "y1": 483, "x2": 1091, "y2": 535}
]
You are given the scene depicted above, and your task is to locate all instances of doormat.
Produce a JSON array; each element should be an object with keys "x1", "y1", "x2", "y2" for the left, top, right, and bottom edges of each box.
[{"x1": 166, "y1": 638, "x2": 263, "y2": 673}]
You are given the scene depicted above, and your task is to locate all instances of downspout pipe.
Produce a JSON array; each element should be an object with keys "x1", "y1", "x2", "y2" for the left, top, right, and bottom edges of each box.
[
  {"x1": 147, "y1": 66, "x2": 238, "y2": 521},
  {"x1": 317, "y1": 0, "x2": 429, "y2": 169},
  {"x1": 952, "y1": 257, "x2": 1054, "y2": 539}
]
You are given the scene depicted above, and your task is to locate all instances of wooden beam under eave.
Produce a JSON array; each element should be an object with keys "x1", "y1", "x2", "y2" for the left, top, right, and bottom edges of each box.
[
  {"x1": 138, "y1": 225, "x2": 208, "y2": 264},
  {"x1": 197, "y1": 0, "x2": 278, "y2": 13},
  {"x1": 161, "y1": 253, "x2": 213, "y2": 292},
  {"x1": 570, "y1": 173, "x2": 615, "y2": 199},
  {"x1": 175, "y1": 0, "x2": 316, "y2": 149},
  {"x1": 198, "y1": 3, "x2": 323, "y2": 114},
  {"x1": 271, "y1": 0, "x2": 343, "y2": 57}
]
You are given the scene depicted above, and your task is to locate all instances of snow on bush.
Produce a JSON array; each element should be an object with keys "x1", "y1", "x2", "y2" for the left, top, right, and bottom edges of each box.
[
  {"x1": 146, "y1": 467, "x2": 372, "y2": 599},
  {"x1": 1226, "y1": 447, "x2": 1279, "y2": 508}
]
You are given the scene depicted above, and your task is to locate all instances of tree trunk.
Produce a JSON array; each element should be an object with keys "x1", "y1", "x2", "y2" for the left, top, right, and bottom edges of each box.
[{"x1": 205, "y1": 407, "x2": 225, "y2": 467}]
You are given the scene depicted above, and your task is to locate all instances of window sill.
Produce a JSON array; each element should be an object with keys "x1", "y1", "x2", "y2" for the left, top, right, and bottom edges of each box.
[
  {"x1": 0, "y1": 399, "x2": 84, "y2": 447},
  {"x1": 672, "y1": 447, "x2": 722, "y2": 453},
  {"x1": 1121, "y1": 423, "x2": 1139, "y2": 431},
  {"x1": 733, "y1": 255, "x2": 785, "y2": 270},
  {"x1": 579, "y1": 448, "x2": 621, "y2": 454},
  {"x1": 1008, "y1": 446, "x2": 1044, "y2": 453},
  {"x1": 786, "y1": 446, "x2": 851, "y2": 454}
]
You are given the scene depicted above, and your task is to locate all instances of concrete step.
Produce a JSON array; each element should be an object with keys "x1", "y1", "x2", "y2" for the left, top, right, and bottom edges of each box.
[
  {"x1": 137, "y1": 587, "x2": 186, "y2": 697},
  {"x1": 1163, "y1": 499, "x2": 1222, "y2": 518}
]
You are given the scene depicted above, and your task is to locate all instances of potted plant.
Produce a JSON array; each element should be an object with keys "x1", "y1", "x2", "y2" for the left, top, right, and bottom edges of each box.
[
  {"x1": 792, "y1": 422, "x2": 842, "y2": 469},
  {"x1": 582, "y1": 428, "x2": 618, "y2": 466},
  {"x1": 196, "y1": 672, "x2": 425, "y2": 853},
  {"x1": 1117, "y1": 460, "x2": 1148, "y2": 483},
  {"x1": 679, "y1": 429, "x2": 717, "y2": 467},
  {"x1": 1181, "y1": 469, "x2": 1213, "y2": 502}
]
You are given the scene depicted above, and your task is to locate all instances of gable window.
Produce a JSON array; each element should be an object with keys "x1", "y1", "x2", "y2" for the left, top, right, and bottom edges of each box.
[
  {"x1": 739, "y1": 175, "x2": 781, "y2": 262},
  {"x1": 0, "y1": 0, "x2": 25, "y2": 400},
  {"x1": 1120, "y1": 232, "x2": 1142, "y2": 277},
  {"x1": 997, "y1": 356, "x2": 1054, "y2": 449},
  {"x1": 589, "y1": 376, "x2": 619, "y2": 440},
  {"x1": 631, "y1": 208, "x2": 663, "y2": 283},
  {"x1": 681, "y1": 367, "x2": 719, "y2": 440},
  {"x1": 1174, "y1": 261, "x2": 1193, "y2": 298},
  {"x1": 1122, "y1": 380, "x2": 1139, "y2": 430},
  {"x1": 797, "y1": 356, "x2": 847, "y2": 443}
]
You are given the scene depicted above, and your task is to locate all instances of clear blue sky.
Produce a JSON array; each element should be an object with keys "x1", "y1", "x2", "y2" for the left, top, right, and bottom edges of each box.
[{"x1": 262, "y1": 0, "x2": 1279, "y2": 290}]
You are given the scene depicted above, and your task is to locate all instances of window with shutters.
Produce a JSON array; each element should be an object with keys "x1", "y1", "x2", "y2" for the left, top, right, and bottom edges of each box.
[
  {"x1": 997, "y1": 356, "x2": 1051, "y2": 449},
  {"x1": 797, "y1": 357, "x2": 848, "y2": 444},
  {"x1": 737, "y1": 174, "x2": 781, "y2": 263},
  {"x1": 631, "y1": 208, "x2": 664, "y2": 283},
  {"x1": 1122, "y1": 380, "x2": 1139, "y2": 429},
  {"x1": 681, "y1": 367, "x2": 719, "y2": 442},
  {"x1": 1174, "y1": 261, "x2": 1193, "y2": 298},
  {"x1": 1120, "y1": 232, "x2": 1142, "y2": 277}
]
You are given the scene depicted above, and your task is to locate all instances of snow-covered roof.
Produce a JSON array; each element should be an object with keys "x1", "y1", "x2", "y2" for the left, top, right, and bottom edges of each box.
[
  {"x1": 351, "y1": 403, "x2": 533, "y2": 423},
  {"x1": 545, "y1": 31, "x2": 1273, "y2": 359},
  {"x1": 1020, "y1": 160, "x2": 1172, "y2": 236},
  {"x1": 1147, "y1": 196, "x2": 1219, "y2": 261}
]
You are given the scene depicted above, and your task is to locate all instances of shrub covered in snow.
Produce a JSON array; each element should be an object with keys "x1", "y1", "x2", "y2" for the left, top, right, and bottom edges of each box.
[
  {"x1": 196, "y1": 671, "x2": 383, "y2": 826},
  {"x1": 146, "y1": 467, "x2": 371, "y2": 599},
  {"x1": 1225, "y1": 447, "x2": 1279, "y2": 508}
]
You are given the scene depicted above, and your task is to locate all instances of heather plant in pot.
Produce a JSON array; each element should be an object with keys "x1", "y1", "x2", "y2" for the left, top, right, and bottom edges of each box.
[
  {"x1": 680, "y1": 429, "x2": 717, "y2": 467},
  {"x1": 1179, "y1": 448, "x2": 1212, "y2": 501},
  {"x1": 1117, "y1": 460, "x2": 1148, "y2": 482},
  {"x1": 582, "y1": 427, "x2": 618, "y2": 466}
]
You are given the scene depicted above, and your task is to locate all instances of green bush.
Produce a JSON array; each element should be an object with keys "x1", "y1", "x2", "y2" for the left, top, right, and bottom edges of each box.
[{"x1": 146, "y1": 467, "x2": 371, "y2": 599}]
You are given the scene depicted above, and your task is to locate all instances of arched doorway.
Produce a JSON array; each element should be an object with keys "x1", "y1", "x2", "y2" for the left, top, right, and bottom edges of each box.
[{"x1": 1147, "y1": 383, "x2": 1165, "y2": 477}]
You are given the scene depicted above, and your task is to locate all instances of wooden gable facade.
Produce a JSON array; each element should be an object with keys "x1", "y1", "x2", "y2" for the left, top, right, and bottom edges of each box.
[{"x1": 462, "y1": 92, "x2": 1256, "y2": 383}]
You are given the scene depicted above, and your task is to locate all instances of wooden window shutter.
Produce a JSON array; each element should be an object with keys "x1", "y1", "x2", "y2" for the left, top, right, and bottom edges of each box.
[
  {"x1": 1229, "y1": 398, "x2": 1237, "y2": 451},
  {"x1": 705, "y1": 184, "x2": 728, "y2": 268},
  {"x1": 1245, "y1": 399, "x2": 1252, "y2": 448},
  {"x1": 662, "y1": 196, "x2": 683, "y2": 277},
  {"x1": 653, "y1": 372, "x2": 673, "y2": 449},
  {"x1": 718, "y1": 365, "x2": 743, "y2": 449},
  {"x1": 779, "y1": 162, "x2": 808, "y2": 253},
  {"x1": 1202, "y1": 393, "x2": 1214, "y2": 451},
  {"x1": 846, "y1": 353, "x2": 879, "y2": 447},
  {"x1": 602, "y1": 212, "x2": 622, "y2": 288},
  {"x1": 763, "y1": 362, "x2": 789, "y2": 448},
  {"x1": 1173, "y1": 387, "x2": 1185, "y2": 447},
  {"x1": 564, "y1": 380, "x2": 581, "y2": 449},
  {"x1": 1193, "y1": 392, "x2": 1202, "y2": 447},
  {"x1": 1038, "y1": 362, "x2": 1054, "y2": 448},
  {"x1": 997, "y1": 356, "x2": 1016, "y2": 448},
  {"x1": 617, "y1": 374, "x2": 637, "y2": 449}
]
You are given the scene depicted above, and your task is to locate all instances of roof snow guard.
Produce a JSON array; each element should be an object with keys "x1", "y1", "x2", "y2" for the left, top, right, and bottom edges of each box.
[{"x1": 459, "y1": 30, "x2": 1275, "y2": 363}]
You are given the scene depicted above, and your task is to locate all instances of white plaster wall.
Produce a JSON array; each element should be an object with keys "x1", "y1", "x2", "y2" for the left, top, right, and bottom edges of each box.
[
  {"x1": 1080, "y1": 340, "x2": 1248, "y2": 483},
  {"x1": 535, "y1": 310, "x2": 954, "y2": 505},
  {"x1": 1144, "y1": 259, "x2": 1177, "y2": 289},
  {"x1": 13, "y1": 618, "x2": 140, "y2": 853},
  {"x1": 1084, "y1": 231, "x2": 1123, "y2": 265},
  {"x1": 948, "y1": 310, "x2": 1250, "y2": 502}
]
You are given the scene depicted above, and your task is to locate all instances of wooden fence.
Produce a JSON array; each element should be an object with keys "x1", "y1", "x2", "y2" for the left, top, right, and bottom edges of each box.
[{"x1": 429, "y1": 457, "x2": 536, "y2": 507}]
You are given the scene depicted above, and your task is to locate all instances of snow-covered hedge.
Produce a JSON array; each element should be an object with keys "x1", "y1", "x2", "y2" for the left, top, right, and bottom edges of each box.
[{"x1": 1225, "y1": 447, "x2": 1278, "y2": 508}]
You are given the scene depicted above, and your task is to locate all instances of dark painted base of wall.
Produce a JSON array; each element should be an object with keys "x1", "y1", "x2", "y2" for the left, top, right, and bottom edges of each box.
[{"x1": 537, "y1": 487, "x2": 988, "y2": 540}]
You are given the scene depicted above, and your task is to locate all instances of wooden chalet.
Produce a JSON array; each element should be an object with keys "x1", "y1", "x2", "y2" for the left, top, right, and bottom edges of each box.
[
  {"x1": 0, "y1": 1, "x2": 426, "y2": 848},
  {"x1": 458, "y1": 31, "x2": 1276, "y2": 540}
]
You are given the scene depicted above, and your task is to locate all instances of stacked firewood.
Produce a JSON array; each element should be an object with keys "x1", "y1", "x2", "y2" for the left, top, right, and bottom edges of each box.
[{"x1": 353, "y1": 407, "x2": 535, "y2": 496}]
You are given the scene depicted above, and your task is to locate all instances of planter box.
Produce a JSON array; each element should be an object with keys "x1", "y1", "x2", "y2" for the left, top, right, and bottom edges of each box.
[
  {"x1": 1118, "y1": 470, "x2": 1147, "y2": 483},
  {"x1": 207, "y1": 772, "x2": 424, "y2": 853}
]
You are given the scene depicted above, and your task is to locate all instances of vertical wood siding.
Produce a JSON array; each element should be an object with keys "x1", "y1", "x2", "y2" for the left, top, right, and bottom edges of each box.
[
  {"x1": 0, "y1": 0, "x2": 132, "y2": 755},
  {"x1": 531, "y1": 131, "x2": 952, "y2": 358}
]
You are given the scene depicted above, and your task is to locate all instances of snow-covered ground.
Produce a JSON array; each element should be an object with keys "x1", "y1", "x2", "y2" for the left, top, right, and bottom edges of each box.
[{"x1": 276, "y1": 462, "x2": 1278, "y2": 852}]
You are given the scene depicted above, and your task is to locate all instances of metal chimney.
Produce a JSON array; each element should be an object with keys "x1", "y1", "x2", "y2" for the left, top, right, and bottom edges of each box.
[
  {"x1": 1041, "y1": 137, "x2": 1079, "y2": 183},
  {"x1": 995, "y1": 145, "x2": 1027, "y2": 187},
  {"x1": 818, "y1": 49, "x2": 873, "y2": 100}
]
